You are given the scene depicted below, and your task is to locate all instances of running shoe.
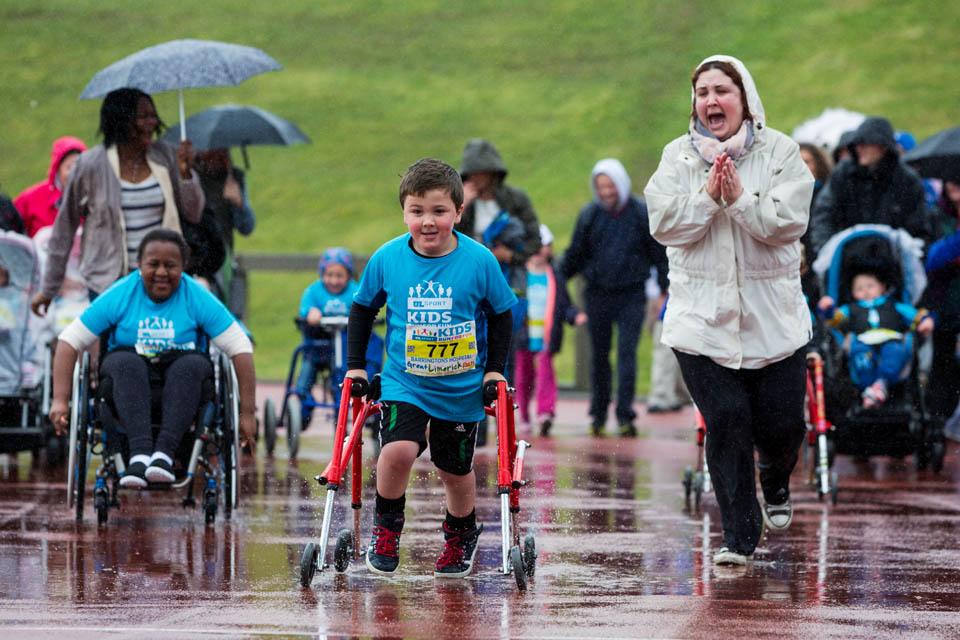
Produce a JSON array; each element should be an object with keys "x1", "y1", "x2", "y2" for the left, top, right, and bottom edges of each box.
[
  {"x1": 366, "y1": 512, "x2": 404, "y2": 575},
  {"x1": 713, "y1": 547, "x2": 750, "y2": 566},
  {"x1": 119, "y1": 461, "x2": 148, "y2": 489},
  {"x1": 434, "y1": 522, "x2": 483, "y2": 578},
  {"x1": 539, "y1": 415, "x2": 553, "y2": 437},
  {"x1": 618, "y1": 422, "x2": 638, "y2": 438},
  {"x1": 761, "y1": 497, "x2": 793, "y2": 531},
  {"x1": 590, "y1": 421, "x2": 605, "y2": 438}
]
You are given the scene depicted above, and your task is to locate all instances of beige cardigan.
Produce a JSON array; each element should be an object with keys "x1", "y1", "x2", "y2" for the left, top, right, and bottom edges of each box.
[{"x1": 41, "y1": 142, "x2": 204, "y2": 297}]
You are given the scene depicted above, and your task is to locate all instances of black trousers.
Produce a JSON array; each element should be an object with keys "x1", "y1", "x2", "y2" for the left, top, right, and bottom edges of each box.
[
  {"x1": 674, "y1": 348, "x2": 806, "y2": 554},
  {"x1": 584, "y1": 287, "x2": 646, "y2": 425},
  {"x1": 100, "y1": 350, "x2": 213, "y2": 459}
]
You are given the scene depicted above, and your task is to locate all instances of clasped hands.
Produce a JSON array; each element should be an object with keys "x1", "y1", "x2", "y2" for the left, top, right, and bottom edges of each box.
[{"x1": 706, "y1": 152, "x2": 743, "y2": 205}]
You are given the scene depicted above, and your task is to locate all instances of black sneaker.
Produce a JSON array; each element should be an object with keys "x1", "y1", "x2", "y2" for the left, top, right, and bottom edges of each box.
[
  {"x1": 365, "y1": 512, "x2": 404, "y2": 575},
  {"x1": 120, "y1": 461, "x2": 148, "y2": 488},
  {"x1": 539, "y1": 416, "x2": 553, "y2": 437},
  {"x1": 434, "y1": 522, "x2": 483, "y2": 578},
  {"x1": 590, "y1": 421, "x2": 605, "y2": 438},
  {"x1": 761, "y1": 497, "x2": 793, "y2": 531},
  {"x1": 618, "y1": 422, "x2": 638, "y2": 438},
  {"x1": 145, "y1": 458, "x2": 176, "y2": 484}
]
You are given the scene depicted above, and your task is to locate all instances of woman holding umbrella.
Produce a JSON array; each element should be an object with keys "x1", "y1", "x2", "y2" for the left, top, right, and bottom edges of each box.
[{"x1": 31, "y1": 88, "x2": 204, "y2": 315}]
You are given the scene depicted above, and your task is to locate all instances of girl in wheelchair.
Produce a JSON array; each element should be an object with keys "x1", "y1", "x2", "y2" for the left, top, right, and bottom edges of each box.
[{"x1": 49, "y1": 229, "x2": 256, "y2": 488}]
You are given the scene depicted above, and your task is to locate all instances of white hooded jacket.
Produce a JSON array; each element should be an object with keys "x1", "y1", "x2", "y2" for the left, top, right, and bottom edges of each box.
[{"x1": 643, "y1": 55, "x2": 814, "y2": 369}]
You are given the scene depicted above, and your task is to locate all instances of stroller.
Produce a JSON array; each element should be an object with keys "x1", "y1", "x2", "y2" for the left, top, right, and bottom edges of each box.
[
  {"x1": 0, "y1": 231, "x2": 60, "y2": 464},
  {"x1": 811, "y1": 224, "x2": 945, "y2": 475}
]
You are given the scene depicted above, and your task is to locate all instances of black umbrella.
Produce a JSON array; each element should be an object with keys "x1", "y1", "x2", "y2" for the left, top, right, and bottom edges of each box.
[
  {"x1": 902, "y1": 126, "x2": 960, "y2": 182},
  {"x1": 162, "y1": 104, "x2": 311, "y2": 168}
]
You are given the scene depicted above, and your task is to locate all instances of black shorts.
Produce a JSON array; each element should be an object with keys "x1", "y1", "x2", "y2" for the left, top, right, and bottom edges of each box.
[{"x1": 377, "y1": 401, "x2": 480, "y2": 476}]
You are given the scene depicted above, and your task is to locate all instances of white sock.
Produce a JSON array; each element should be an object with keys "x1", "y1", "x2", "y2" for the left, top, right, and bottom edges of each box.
[
  {"x1": 150, "y1": 451, "x2": 173, "y2": 466},
  {"x1": 130, "y1": 454, "x2": 151, "y2": 467}
]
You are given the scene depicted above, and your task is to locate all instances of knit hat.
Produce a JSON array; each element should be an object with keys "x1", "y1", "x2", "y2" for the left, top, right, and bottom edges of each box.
[{"x1": 319, "y1": 247, "x2": 353, "y2": 275}]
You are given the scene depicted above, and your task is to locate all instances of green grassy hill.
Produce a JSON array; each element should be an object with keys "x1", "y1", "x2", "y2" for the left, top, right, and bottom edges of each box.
[{"x1": 3, "y1": 0, "x2": 958, "y2": 384}]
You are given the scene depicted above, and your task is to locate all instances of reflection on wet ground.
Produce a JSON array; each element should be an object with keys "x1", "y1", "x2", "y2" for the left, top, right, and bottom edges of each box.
[{"x1": 1, "y1": 397, "x2": 959, "y2": 639}]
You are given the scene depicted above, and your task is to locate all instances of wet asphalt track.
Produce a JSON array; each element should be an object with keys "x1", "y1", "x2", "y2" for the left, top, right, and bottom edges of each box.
[{"x1": 1, "y1": 384, "x2": 959, "y2": 639}]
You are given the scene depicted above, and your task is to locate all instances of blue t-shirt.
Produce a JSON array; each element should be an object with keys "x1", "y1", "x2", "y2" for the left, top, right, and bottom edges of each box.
[
  {"x1": 525, "y1": 271, "x2": 548, "y2": 351},
  {"x1": 79, "y1": 272, "x2": 236, "y2": 356},
  {"x1": 299, "y1": 279, "x2": 359, "y2": 318},
  {"x1": 355, "y1": 232, "x2": 517, "y2": 421}
]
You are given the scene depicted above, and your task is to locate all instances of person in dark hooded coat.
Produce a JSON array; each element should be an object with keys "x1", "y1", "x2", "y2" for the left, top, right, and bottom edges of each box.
[{"x1": 809, "y1": 116, "x2": 931, "y2": 257}]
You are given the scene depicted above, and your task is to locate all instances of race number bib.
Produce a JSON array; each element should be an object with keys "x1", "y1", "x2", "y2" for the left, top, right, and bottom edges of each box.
[{"x1": 405, "y1": 321, "x2": 477, "y2": 376}]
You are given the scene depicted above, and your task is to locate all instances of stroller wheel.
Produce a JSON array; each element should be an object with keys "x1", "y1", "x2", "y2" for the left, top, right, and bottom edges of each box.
[
  {"x1": 523, "y1": 534, "x2": 537, "y2": 577},
  {"x1": 300, "y1": 543, "x2": 319, "y2": 588},
  {"x1": 931, "y1": 440, "x2": 945, "y2": 474},
  {"x1": 693, "y1": 471, "x2": 704, "y2": 511},
  {"x1": 510, "y1": 546, "x2": 527, "y2": 591},
  {"x1": 334, "y1": 529, "x2": 353, "y2": 573}
]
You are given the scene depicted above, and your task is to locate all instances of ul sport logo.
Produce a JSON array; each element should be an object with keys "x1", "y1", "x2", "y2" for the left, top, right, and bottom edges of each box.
[{"x1": 408, "y1": 279, "x2": 454, "y2": 323}]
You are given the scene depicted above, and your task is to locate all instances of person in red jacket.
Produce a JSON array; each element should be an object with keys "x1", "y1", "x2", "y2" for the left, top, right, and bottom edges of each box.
[{"x1": 15, "y1": 136, "x2": 87, "y2": 237}]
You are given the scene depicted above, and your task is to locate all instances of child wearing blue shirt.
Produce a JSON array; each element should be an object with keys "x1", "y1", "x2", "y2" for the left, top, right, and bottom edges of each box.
[
  {"x1": 345, "y1": 158, "x2": 516, "y2": 579},
  {"x1": 818, "y1": 270, "x2": 934, "y2": 408},
  {"x1": 296, "y1": 247, "x2": 358, "y2": 396}
]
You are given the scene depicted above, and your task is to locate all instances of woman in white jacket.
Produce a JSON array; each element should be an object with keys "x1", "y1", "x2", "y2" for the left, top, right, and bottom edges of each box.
[{"x1": 644, "y1": 55, "x2": 814, "y2": 566}]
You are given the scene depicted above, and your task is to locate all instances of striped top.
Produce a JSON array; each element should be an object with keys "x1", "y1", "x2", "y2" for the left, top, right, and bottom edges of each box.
[{"x1": 120, "y1": 175, "x2": 164, "y2": 270}]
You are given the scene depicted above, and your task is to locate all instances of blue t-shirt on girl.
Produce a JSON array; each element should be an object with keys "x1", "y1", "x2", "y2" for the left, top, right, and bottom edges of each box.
[
  {"x1": 299, "y1": 279, "x2": 359, "y2": 318},
  {"x1": 354, "y1": 231, "x2": 517, "y2": 422},
  {"x1": 79, "y1": 272, "x2": 236, "y2": 356}
]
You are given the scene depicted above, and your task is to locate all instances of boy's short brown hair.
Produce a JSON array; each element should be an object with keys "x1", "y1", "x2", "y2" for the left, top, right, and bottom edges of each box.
[{"x1": 398, "y1": 158, "x2": 464, "y2": 209}]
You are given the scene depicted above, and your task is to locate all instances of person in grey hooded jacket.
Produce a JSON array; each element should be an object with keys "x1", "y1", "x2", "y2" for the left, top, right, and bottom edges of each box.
[
  {"x1": 809, "y1": 116, "x2": 931, "y2": 257},
  {"x1": 562, "y1": 158, "x2": 668, "y2": 437}
]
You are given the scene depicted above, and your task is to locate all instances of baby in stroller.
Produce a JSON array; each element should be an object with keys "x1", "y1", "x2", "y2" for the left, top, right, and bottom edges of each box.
[{"x1": 818, "y1": 268, "x2": 934, "y2": 408}]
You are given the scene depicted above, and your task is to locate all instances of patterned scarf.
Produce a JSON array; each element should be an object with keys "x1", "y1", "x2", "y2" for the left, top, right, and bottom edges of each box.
[{"x1": 689, "y1": 118, "x2": 755, "y2": 165}]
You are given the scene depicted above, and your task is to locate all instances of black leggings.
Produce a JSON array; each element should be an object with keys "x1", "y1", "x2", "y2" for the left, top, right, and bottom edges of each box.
[
  {"x1": 100, "y1": 350, "x2": 213, "y2": 459},
  {"x1": 674, "y1": 348, "x2": 806, "y2": 555}
]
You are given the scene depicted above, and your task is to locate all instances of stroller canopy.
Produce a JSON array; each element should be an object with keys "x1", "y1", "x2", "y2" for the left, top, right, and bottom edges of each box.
[
  {"x1": 811, "y1": 224, "x2": 927, "y2": 307},
  {"x1": 0, "y1": 231, "x2": 42, "y2": 393}
]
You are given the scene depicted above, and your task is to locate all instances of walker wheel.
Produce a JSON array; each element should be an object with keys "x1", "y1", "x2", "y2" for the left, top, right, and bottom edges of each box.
[
  {"x1": 830, "y1": 470, "x2": 839, "y2": 506},
  {"x1": 510, "y1": 545, "x2": 526, "y2": 591},
  {"x1": 334, "y1": 529, "x2": 353, "y2": 573},
  {"x1": 286, "y1": 395, "x2": 302, "y2": 460},
  {"x1": 300, "y1": 542, "x2": 318, "y2": 588},
  {"x1": 263, "y1": 397, "x2": 277, "y2": 456},
  {"x1": 523, "y1": 534, "x2": 537, "y2": 577}
]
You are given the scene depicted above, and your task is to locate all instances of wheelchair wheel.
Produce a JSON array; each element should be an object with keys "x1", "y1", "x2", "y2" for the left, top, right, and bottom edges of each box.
[
  {"x1": 263, "y1": 397, "x2": 277, "y2": 456},
  {"x1": 73, "y1": 353, "x2": 91, "y2": 522},
  {"x1": 300, "y1": 542, "x2": 319, "y2": 588},
  {"x1": 219, "y1": 353, "x2": 240, "y2": 519},
  {"x1": 334, "y1": 529, "x2": 353, "y2": 573},
  {"x1": 510, "y1": 545, "x2": 527, "y2": 591},
  {"x1": 95, "y1": 488, "x2": 109, "y2": 525},
  {"x1": 286, "y1": 394, "x2": 302, "y2": 459},
  {"x1": 523, "y1": 533, "x2": 537, "y2": 577}
]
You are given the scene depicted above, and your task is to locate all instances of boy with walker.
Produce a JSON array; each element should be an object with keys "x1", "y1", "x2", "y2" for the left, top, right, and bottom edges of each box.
[{"x1": 344, "y1": 158, "x2": 517, "y2": 578}]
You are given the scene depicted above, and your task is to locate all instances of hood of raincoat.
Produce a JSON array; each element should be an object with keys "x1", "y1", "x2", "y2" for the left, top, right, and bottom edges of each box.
[
  {"x1": 590, "y1": 158, "x2": 632, "y2": 212},
  {"x1": 691, "y1": 55, "x2": 766, "y2": 132},
  {"x1": 46, "y1": 137, "x2": 87, "y2": 188},
  {"x1": 459, "y1": 138, "x2": 508, "y2": 180}
]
